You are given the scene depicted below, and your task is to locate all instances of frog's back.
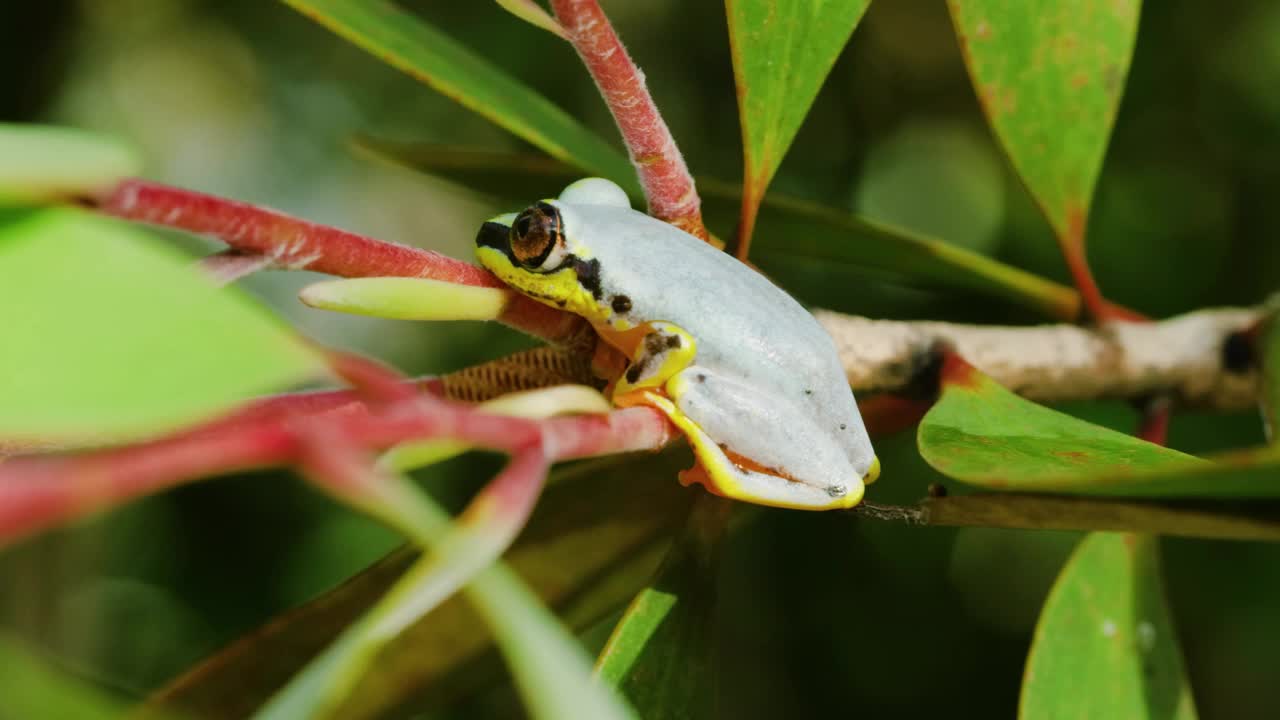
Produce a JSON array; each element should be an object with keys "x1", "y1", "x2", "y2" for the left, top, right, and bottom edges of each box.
[{"x1": 559, "y1": 202, "x2": 868, "y2": 453}]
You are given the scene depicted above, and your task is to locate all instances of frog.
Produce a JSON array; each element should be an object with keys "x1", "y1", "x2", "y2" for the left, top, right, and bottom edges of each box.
[{"x1": 475, "y1": 177, "x2": 879, "y2": 510}]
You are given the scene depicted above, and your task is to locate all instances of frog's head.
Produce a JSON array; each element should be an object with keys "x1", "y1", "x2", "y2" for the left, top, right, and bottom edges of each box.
[{"x1": 475, "y1": 178, "x2": 631, "y2": 319}]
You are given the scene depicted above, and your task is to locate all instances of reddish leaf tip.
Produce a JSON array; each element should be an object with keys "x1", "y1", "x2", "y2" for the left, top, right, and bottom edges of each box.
[{"x1": 939, "y1": 351, "x2": 982, "y2": 389}]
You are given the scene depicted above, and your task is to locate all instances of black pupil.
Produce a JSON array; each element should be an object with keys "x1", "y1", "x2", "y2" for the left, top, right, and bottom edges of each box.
[{"x1": 515, "y1": 216, "x2": 532, "y2": 239}]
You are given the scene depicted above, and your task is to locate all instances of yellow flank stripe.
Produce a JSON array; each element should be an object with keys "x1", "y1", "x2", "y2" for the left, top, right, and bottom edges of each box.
[
  {"x1": 864, "y1": 455, "x2": 881, "y2": 484},
  {"x1": 643, "y1": 389, "x2": 863, "y2": 511}
]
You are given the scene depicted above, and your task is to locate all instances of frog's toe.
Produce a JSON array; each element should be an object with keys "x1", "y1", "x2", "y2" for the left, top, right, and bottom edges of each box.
[{"x1": 863, "y1": 455, "x2": 881, "y2": 485}]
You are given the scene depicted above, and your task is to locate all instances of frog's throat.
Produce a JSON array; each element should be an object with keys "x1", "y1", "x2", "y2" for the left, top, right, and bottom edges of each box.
[
  {"x1": 476, "y1": 246, "x2": 608, "y2": 320},
  {"x1": 629, "y1": 390, "x2": 865, "y2": 511}
]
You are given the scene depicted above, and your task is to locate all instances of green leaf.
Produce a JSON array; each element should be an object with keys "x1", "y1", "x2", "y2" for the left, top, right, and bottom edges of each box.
[
  {"x1": 0, "y1": 634, "x2": 133, "y2": 720},
  {"x1": 746, "y1": 191, "x2": 1079, "y2": 320},
  {"x1": 282, "y1": 0, "x2": 636, "y2": 192},
  {"x1": 948, "y1": 0, "x2": 1141, "y2": 248},
  {"x1": 1260, "y1": 308, "x2": 1280, "y2": 443},
  {"x1": 596, "y1": 496, "x2": 731, "y2": 718},
  {"x1": 1021, "y1": 533, "x2": 1197, "y2": 720},
  {"x1": 726, "y1": 0, "x2": 872, "y2": 252},
  {"x1": 0, "y1": 123, "x2": 141, "y2": 203},
  {"x1": 352, "y1": 142, "x2": 1085, "y2": 320},
  {"x1": 924, "y1": 492, "x2": 1280, "y2": 542},
  {"x1": 258, "y1": 465, "x2": 638, "y2": 720},
  {"x1": 0, "y1": 209, "x2": 324, "y2": 445},
  {"x1": 919, "y1": 355, "x2": 1280, "y2": 498},
  {"x1": 145, "y1": 456, "x2": 691, "y2": 719},
  {"x1": 469, "y1": 563, "x2": 639, "y2": 720},
  {"x1": 494, "y1": 0, "x2": 568, "y2": 39}
]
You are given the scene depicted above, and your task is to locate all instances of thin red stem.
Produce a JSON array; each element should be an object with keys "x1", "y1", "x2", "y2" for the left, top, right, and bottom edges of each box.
[
  {"x1": 735, "y1": 189, "x2": 763, "y2": 262},
  {"x1": 93, "y1": 180, "x2": 586, "y2": 344},
  {"x1": 549, "y1": 0, "x2": 708, "y2": 241},
  {"x1": 1136, "y1": 396, "x2": 1172, "y2": 446},
  {"x1": 98, "y1": 180, "x2": 493, "y2": 284},
  {"x1": 1061, "y1": 207, "x2": 1145, "y2": 323},
  {"x1": 0, "y1": 391, "x2": 672, "y2": 546}
]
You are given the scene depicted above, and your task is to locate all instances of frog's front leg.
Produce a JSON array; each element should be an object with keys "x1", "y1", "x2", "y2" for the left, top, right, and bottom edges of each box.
[
  {"x1": 607, "y1": 321, "x2": 698, "y2": 399},
  {"x1": 662, "y1": 367, "x2": 866, "y2": 510}
]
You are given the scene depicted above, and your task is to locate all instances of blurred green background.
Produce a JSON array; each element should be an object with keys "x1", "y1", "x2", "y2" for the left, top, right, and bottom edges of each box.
[{"x1": 2, "y1": 0, "x2": 1278, "y2": 717}]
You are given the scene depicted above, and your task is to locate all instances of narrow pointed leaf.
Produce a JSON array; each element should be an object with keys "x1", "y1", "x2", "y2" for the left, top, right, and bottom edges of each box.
[
  {"x1": 948, "y1": 0, "x2": 1140, "y2": 249},
  {"x1": 1021, "y1": 533, "x2": 1197, "y2": 719},
  {"x1": 919, "y1": 355, "x2": 1280, "y2": 498},
  {"x1": 0, "y1": 123, "x2": 141, "y2": 203},
  {"x1": 494, "y1": 0, "x2": 568, "y2": 39},
  {"x1": 282, "y1": 0, "x2": 636, "y2": 190},
  {"x1": 595, "y1": 496, "x2": 731, "y2": 718},
  {"x1": 923, "y1": 493, "x2": 1280, "y2": 542},
  {"x1": 726, "y1": 0, "x2": 872, "y2": 255},
  {"x1": 300, "y1": 276, "x2": 510, "y2": 321},
  {"x1": 0, "y1": 209, "x2": 324, "y2": 445},
  {"x1": 354, "y1": 142, "x2": 1085, "y2": 320},
  {"x1": 747, "y1": 192, "x2": 1079, "y2": 319},
  {"x1": 469, "y1": 563, "x2": 638, "y2": 720},
  {"x1": 0, "y1": 635, "x2": 136, "y2": 720},
  {"x1": 259, "y1": 463, "x2": 636, "y2": 720},
  {"x1": 381, "y1": 385, "x2": 611, "y2": 472},
  {"x1": 146, "y1": 456, "x2": 690, "y2": 719}
]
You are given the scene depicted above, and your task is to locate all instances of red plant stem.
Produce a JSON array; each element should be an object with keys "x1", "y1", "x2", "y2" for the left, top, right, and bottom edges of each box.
[
  {"x1": 98, "y1": 180, "x2": 494, "y2": 284},
  {"x1": 323, "y1": 348, "x2": 423, "y2": 405},
  {"x1": 0, "y1": 392, "x2": 672, "y2": 546},
  {"x1": 549, "y1": 0, "x2": 708, "y2": 241},
  {"x1": 1060, "y1": 208, "x2": 1145, "y2": 323},
  {"x1": 1136, "y1": 396, "x2": 1172, "y2": 446},
  {"x1": 94, "y1": 180, "x2": 586, "y2": 344}
]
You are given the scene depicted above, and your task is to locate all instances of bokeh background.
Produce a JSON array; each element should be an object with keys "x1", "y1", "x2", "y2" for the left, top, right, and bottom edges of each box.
[{"x1": 2, "y1": 0, "x2": 1279, "y2": 717}]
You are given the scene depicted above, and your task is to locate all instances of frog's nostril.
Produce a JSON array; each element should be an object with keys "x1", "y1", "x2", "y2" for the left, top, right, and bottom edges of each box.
[
  {"x1": 476, "y1": 221, "x2": 511, "y2": 251},
  {"x1": 863, "y1": 456, "x2": 881, "y2": 485}
]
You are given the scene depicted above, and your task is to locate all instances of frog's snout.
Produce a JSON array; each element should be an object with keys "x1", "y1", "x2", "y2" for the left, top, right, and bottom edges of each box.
[{"x1": 863, "y1": 456, "x2": 881, "y2": 485}]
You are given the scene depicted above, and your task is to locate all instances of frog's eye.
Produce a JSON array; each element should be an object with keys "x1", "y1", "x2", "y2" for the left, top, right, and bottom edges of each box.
[{"x1": 510, "y1": 201, "x2": 569, "y2": 272}]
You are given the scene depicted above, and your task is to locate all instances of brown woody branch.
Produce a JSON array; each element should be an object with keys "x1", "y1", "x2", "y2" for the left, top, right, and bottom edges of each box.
[
  {"x1": 818, "y1": 308, "x2": 1262, "y2": 411},
  {"x1": 851, "y1": 494, "x2": 1280, "y2": 542}
]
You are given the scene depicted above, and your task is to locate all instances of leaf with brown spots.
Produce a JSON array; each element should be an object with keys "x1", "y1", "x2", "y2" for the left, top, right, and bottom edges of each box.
[
  {"x1": 1021, "y1": 533, "x2": 1197, "y2": 719},
  {"x1": 919, "y1": 354, "x2": 1280, "y2": 498},
  {"x1": 947, "y1": 0, "x2": 1141, "y2": 318}
]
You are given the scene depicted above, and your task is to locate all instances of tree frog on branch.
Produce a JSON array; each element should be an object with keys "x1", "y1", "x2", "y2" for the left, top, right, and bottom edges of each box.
[{"x1": 476, "y1": 178, "x2": 879, "y2": 510}]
